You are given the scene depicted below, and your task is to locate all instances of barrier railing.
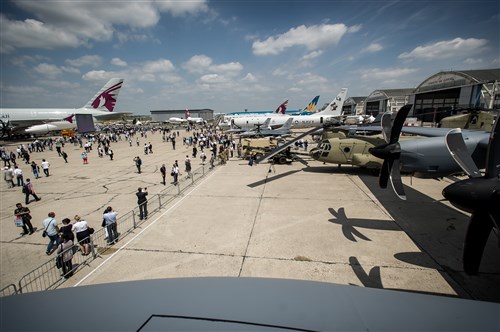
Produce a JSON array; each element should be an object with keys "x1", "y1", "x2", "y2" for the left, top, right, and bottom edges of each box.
[{"x1": 4, "y1": 162, "x2": 216, "y2": 296}]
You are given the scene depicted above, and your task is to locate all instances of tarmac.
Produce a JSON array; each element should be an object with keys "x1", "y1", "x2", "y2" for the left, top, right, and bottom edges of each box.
[{"x1": 1, "y1": 128, "x2": 499, "y2": 303}]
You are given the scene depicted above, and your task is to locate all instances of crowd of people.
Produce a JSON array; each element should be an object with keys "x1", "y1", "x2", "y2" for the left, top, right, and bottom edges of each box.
[{"x1": 5, "y1": 122, "x2": 243, "y2": 281}]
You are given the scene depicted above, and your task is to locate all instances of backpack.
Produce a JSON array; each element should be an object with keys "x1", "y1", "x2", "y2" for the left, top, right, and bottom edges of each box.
[{"x1": 22, "y1": 184, "x2": 29, "y2": 194}]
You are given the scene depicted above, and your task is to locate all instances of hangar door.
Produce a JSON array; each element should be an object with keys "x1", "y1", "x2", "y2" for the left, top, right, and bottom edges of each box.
[{"x1": 414, "y1": 88, "x2": 460, "y2": 122}]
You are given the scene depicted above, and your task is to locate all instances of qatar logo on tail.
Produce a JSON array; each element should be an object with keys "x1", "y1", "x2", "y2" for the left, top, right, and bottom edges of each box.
[
  {"x1": 91, "y1": 81, "x2": 123, "y2": 112},
  {"x1": 275, "y1": 100, "x2": 288, "y2": 114},
  {"x1": 186, "y1": 109, "x2": 190, "y2": 118}
]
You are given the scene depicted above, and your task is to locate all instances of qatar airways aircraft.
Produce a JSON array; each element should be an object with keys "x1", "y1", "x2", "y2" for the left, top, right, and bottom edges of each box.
[{"x1": 0, "y1": 78, "x2": 126, "y2": 136}]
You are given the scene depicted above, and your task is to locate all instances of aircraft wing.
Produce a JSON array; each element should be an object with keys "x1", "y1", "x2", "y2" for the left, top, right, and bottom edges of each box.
[{"x1": 93, "y1": 112, "x2": 133, "y2": 121}]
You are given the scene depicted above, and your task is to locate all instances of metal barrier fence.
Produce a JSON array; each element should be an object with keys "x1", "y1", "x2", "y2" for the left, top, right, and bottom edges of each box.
[{"x1": 4, "y1": 162, "x2": 215, "y2": 297}]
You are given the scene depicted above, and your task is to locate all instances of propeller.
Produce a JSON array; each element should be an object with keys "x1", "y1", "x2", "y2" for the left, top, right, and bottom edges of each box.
[
  {"x1": 368, "y1": 104, "x2": 413, "y2": 200},
  {"x1": 442, "y1": 118, "x2": 500, "y2": 275},
  {"x1": 0, "y1": 120, "x2": 11, "y2": 138}
]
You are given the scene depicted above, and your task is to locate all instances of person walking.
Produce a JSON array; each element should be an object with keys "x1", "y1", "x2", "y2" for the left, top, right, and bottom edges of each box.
[
  {"x1": 185, "y1": 155, "x2": 192, "y2": 178},
  {"x1": 103, "y1": 206, "x2": 119, "y2": 244},
  {"x1": 160, "y1": 163, "x2": 166, "y2": 185},
  {"x1": 136, "y1": 187, "x2": 148, "y2": 220},
  {"x1": 81, "y1": 152, "x2": 88, "y2": 164},
  {"x1": 14, "y1": 203, "x2": 35, "y2": 236},
  {"x1": 3, "y1": 166, "x2": 15, "y2": 188},
  {"x1": 23, "y1": 178, "x2": 41, "y2": 204},
  {"x1": 43, "y1": 212, "x2": 59, "y2": 255},
  {"x1": 133, "y1": 156, "x2": 142, "y2": 173},
  {"x1": 61, "y1": 151, "x2": 68, "y2": 163},
  {"x1": 41, "y1": 159, "x2": 50, "y2": 176},
  {"x1": 13, "y1": 165, "x2": 24, "y2": 187},
  {"x1": 108, "y1": 149, "x2": 114, "y2": 160},
  {"x1": 30, "y1": 161, "x2": 40, "y2": 178}
]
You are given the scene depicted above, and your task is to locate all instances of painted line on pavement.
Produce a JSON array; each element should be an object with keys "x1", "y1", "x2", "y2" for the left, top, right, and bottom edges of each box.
[{"x1": 74, "y1": 169, "x2": 218, "y2": 287}]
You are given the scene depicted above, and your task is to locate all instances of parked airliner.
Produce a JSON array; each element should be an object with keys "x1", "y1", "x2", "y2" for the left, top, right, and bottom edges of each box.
[{"x1": 0, "y1": 78, "x2": 125, "y2": 136}]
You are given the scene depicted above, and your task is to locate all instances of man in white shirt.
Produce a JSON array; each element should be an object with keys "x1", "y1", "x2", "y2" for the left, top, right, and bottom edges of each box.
[
  {"x1": 43, "y1": 212, "x2": 59, "y2": 255},
  {"x1": 41, "y1": 159, "x2": 50, "y2": 176},
  {"x1": 13, "y1": 165, "x2": 23, "y2": 186}
]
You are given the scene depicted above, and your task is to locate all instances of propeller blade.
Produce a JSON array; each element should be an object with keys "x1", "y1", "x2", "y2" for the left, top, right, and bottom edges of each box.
[
  {"x1": 389, "y1": 104, "x2": 413, "y2": 144},
  {"x1": 389, "y1": 159, "x2": 406, "y2": 200},
  {"x1": 485, "y1": 116, "x2": 500, "y2": 179},
  {"x1": 445, "y1": 128, "x2": 481, "y2": 178},
  {"x1": 381, "y1": 112, "x2": 392, "y2": 143},
  {"x1": 379, "y1": 158, "x2": 391, "y2": 189},
  {"x1": 462, "y1": 212, "x2": 494, "y2": 275}
]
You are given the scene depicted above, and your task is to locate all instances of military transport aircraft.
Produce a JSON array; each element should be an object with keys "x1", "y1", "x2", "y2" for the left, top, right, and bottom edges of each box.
[{"x1": 369, "y1": 105, "x2": 499, "y2": 275}]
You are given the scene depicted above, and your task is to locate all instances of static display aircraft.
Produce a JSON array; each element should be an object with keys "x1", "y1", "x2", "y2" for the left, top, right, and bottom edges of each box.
[
  {"x1": 368, "y1": 104, "x2": 494, "y2": 199},
  {"x1": 239, "y1": 117, "x2": 294, "y2": 138},
  {"x1": 186, "y1": 109, "x2": 205, "y2": 124},
  {"x1": 231, "y1": 89, "x2": 347, "y2": 130},
  {"x1": 0, "y1": 78, "x2": 125, "y2": 136},
  {"x1": 368, "y1": 104, "x2": 499, "y2": 275}
]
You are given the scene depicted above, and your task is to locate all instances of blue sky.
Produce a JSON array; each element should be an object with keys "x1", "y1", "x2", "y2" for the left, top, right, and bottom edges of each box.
[{"x1": 1, "y1": 0, "x2": 499, "y2": 115}]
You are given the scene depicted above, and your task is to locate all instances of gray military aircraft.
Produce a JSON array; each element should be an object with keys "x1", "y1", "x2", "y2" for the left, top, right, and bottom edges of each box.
[
  {"x1": 239, "y1": 117, "x2": 294, "y2": 138},
  {"x1": 370, "y1": 104, "x2": 499, "y2": 275},
  {"x1": 369, "y1": 104, "x2": 494, "y2": 199}
]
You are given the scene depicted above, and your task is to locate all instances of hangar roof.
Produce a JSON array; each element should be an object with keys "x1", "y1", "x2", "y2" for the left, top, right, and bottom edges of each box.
[
  {"x1": 366, "y1": 89, "x2": 414, "y2": 102},
  {"x1": 415, "y1": 68, "x2": 500, "y2": 93}
]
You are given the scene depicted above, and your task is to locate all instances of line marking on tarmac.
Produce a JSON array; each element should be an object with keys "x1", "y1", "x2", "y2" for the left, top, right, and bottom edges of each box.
[{"x1": 74, "y1": 168, "x2": 219, "y2": 287}]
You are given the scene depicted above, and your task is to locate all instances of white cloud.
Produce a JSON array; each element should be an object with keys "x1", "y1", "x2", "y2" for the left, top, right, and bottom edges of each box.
[
  {"x1": 463, "y1": 58, "x2": 483, "y2": 65},
  {"x1": 242, "y1": 73, "x2": 257, "y2": 82},
  {"x1": 252, "y1": 23, "x2": 358, "y2": 55},
  {"x1": 399, "y1": 38, "x2": 488, "y2": 60},
  {"x1": 143, "y1": 59, "x2": 175, "y2": 73},
  {"x1": 111, "y1": 58, "x2": 128, "y2": 67},
  {"x1": 302, "y1": 50, "x2": 323, "y2": 60},
  {"x1": 34, "y1": 63, "x2": 63, "y2": 77},
  {"x1": 359, "y1": 67, "x2": 418, "y2": 80},
  {"x1": 183, "y1": 55, "x2": 243, "y2": 75},
  {"x1": 82, "y1": 70, "x2": 118, "y2": 81},
  {"x1": 362, "y1": 43, "x2": 383, "y2": 53},
  {"x1": 183, "y1": 55, "x2": 213, "y2": 73},
  {"x1": 295, "y1": 72, "x2": 328, "y2": 86},
  {"x1": 1, "y1": 1, "x2": 212, "y2": 52},
  {"x1": 155, "y1": 0, "x2": 209, "y2": 16},
  {"x1": 0, "y1": 15, "x2": 80, "y2": 53},
  {"x1": 60, "y1": 66, "x2": 81, "y2": 74},
  {"x1": 65, "y1": 55, "x2": 103, "y2": 67}
]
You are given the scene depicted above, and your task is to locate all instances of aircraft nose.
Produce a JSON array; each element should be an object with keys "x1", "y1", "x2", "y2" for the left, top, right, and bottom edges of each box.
[{"x1": 309, "y1": 148, "x2": 322, "y2": 160}]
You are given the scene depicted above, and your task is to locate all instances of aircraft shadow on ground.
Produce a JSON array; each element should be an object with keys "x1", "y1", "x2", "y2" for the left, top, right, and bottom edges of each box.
[
  {"x1": 328, "y1": 207, "x2": 400, "y2": 242},
  {"x1": 246, "y1": 170, "x2": 302, "y2": 188},
  {"x1": 356, "y1": 174, "x2": 500, "y2": 302},
  {"x1": 348, "y1": 256, "x2": 451, "y2": 297}
]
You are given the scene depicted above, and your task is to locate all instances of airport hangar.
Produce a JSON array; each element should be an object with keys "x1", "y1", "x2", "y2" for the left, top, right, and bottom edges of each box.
[
  {"x1": 342, "y1": 68, "x2": 499, "y2": 121},
  {"x1": 150, "y1": 109, "x2": 214, "y2": 122}
]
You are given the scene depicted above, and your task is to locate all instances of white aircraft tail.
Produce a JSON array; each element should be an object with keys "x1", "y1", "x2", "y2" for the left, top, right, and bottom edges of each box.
[
  {"x1": 83, "y1": 78, "x2": 124, "y2": 112},
  {"x1": 317, "y1": 88, "x2": 348, "y2": 116}
]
